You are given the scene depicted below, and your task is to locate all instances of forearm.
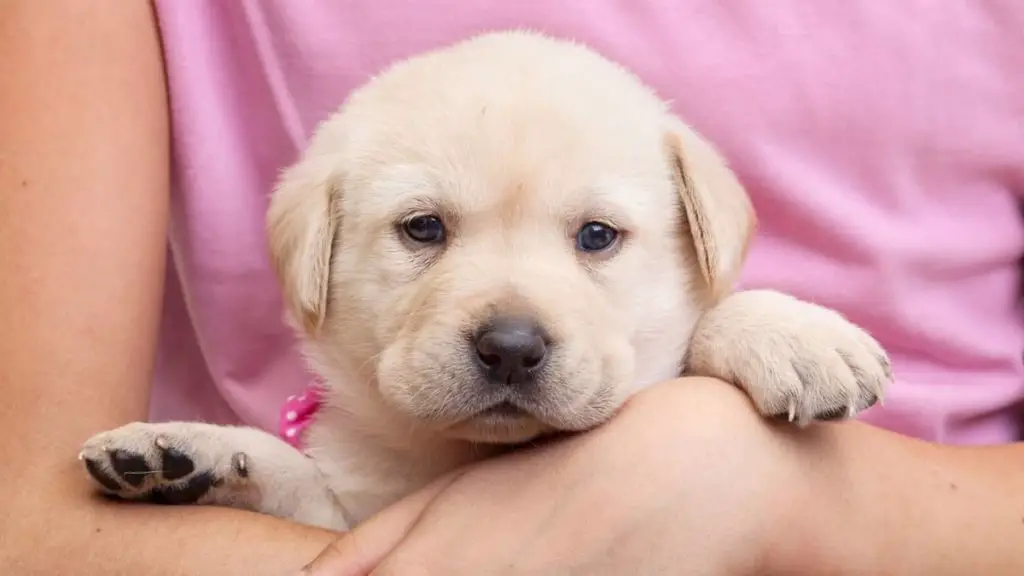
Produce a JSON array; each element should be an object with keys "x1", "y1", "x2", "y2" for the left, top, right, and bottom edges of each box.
[
  {"x1": 0, "y1": 3, "x2": 335, "y2": 573},
  {"x1": 3, "y1": 473, "x2": 336, "y2": 575},
  {"x1": 784, "y1": 422, "x2": 1024, "y2": 575}
]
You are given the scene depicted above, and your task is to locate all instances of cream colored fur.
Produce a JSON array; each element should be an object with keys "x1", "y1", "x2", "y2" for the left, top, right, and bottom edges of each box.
[{"x1": 80, "y1": 31, "x2": 890, "y2": 530}]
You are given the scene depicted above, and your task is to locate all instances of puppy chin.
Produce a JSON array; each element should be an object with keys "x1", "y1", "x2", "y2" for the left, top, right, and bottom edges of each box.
[{"x1": 443, "y1": 414, "x2": 551, "y2": 444}]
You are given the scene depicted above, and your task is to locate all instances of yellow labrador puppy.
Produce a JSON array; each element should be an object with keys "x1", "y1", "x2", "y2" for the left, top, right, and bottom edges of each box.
[{"x1": 80, "y1": 31, "x2": 890, "y2": 530}]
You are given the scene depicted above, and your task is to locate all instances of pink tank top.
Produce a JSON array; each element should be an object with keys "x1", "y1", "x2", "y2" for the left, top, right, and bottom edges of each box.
[{"x1": 150, "y1": 1, "x2": 1024, "y2": 444}]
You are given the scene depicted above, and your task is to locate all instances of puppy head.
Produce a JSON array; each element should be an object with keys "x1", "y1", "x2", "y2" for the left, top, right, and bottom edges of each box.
[{"x1": 268, "y1": 32, "x2": 754, "y2": 444}]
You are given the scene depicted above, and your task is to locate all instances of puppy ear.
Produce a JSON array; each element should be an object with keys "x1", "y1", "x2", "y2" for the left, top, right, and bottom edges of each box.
[
  {"x1": 666, "y1": 127, "x2": 756, "y2": 301},
  {"x1": 266, "y1": 159, "x2": 339, "y2": 335}
]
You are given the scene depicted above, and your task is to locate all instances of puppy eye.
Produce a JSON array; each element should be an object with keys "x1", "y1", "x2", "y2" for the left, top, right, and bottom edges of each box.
[
  {"x1": 402, "y1": 214, "x2": 446, "y2": 245},
  {"x1": 575, "y1": 221, "x2": 619, "y2": 253}
]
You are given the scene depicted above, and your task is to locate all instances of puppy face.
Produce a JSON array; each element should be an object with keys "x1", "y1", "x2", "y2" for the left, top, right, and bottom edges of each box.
[{"x1": 268, "y1": 32, "x2": 754, "y2": 444}]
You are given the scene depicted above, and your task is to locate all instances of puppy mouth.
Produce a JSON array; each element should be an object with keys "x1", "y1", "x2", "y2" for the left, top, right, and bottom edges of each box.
[
  {"x1": 436, "y1": 393, "x2": 606, "y2": 444},
  {"x1": 440, "y1": 399, "x2": 547, "y2": 444},
  {"x1": 476, "y1": 400, "x2": 530, "y2": 419}
]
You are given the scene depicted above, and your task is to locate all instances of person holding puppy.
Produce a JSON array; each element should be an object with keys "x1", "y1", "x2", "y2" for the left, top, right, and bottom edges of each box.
[{"x1": 2, "y1": 2, "x2": 1022, "y2": 575}]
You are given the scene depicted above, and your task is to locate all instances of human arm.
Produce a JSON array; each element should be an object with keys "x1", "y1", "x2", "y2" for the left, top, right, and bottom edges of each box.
[
  {"x1": 0, "y1": 2, "x2": 334, "y2": 573},
  {"x1": 777, "y1": 412, "x2": 1024, "y2": 575},
  {"x1": 301, "y1": 377, "x2": 1024, "y2": 575}
]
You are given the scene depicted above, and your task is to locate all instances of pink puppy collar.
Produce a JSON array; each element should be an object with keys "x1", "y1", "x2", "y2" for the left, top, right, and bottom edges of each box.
[{"x1": 279, "y1": 380, "x2": 325, "y2": 450}]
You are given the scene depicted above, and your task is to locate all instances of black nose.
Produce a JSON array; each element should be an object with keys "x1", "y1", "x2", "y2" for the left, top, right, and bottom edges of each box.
[{"x1": 473, "y1": 316, "x2": 549, "y2": 386}]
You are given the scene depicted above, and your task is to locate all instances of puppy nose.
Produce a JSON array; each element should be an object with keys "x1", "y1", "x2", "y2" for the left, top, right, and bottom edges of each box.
[{"x1": 473, "y1": 316, "x2": 549, "y2": 386}]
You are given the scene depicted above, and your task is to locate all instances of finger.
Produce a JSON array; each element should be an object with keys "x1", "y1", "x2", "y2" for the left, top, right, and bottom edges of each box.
[{"x1": 299, "y1": 470, "x2": 464, "y2": 576}]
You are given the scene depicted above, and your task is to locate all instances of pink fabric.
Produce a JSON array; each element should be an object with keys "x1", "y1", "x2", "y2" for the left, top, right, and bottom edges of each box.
[
  {"x1": 279, "y1": 382, "x2": 325, "y2": 450},
  {"x1": 149, "y1": 1, "x2": 1024, "y2": 444}
]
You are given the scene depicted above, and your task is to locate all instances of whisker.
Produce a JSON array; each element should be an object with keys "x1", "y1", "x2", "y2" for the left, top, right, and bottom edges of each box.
[{"x1": 122, "y1": 470, "x2": 167, "y2": 476}]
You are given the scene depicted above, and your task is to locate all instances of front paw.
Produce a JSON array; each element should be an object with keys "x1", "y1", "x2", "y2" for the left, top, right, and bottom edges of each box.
[
  {"x1": 79, "y1": 422, "x2": 252, "y2": 505},
  {"x1": 687, "y1": 290, "x2": 892, "y2": 425}
]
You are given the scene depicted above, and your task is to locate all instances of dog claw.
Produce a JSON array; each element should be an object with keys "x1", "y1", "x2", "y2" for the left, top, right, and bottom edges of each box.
[
  {"x1": 787, "y1": 400, "x2": 797, "y2": 423},
  {"x1": 231, "y1": 452, "x2": 249, "y2": 478},
  {"x1": 155, "y1": 435, "x2": 170, "y2": 450}
]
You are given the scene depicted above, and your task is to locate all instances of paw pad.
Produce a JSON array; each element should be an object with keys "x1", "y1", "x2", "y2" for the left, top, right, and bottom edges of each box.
[{"x1": 79, "y1": 431, "x2": 250, "y2": 506}]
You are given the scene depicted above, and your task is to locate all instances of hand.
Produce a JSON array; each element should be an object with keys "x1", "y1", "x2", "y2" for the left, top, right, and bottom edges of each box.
[{"x1": 299, "y1": 377, "x2": 838, "y2": 575}]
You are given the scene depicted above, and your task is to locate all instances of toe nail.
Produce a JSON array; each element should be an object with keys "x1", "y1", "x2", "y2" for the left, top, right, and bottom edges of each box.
[
  {"x1": 231, "y1": 452, "x2": 249, "y2": 478},
  {"x1": 154, "y1": 435, "x2": 169, "y2": 450}
]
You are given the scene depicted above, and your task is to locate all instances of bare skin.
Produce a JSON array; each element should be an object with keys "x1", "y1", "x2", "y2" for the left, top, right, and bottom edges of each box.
[
  {"x1": 304, "y1": 378, "x2": 1024, "y2": 575},
  {"x1": 0, "y1": 2, "x2": 333, "y2": 574}
]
